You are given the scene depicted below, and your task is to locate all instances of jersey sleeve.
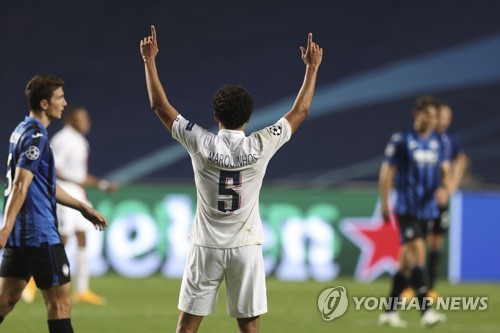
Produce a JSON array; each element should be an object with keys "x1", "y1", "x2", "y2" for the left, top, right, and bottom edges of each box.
[
  {"x1": 253, "y1": 117, "x2": 292, "y2": 157},
  {"x1": 16, "y1": 130, "x2": 48, "y2": 173},
  {"x1": 172, "y1": 114, "x2": 209, "y2": 155},
  {"x1": 440, "y1": 133, "x2": 452, "y2": 163},
  {"x1": 383, "y1": 132, "x2": 404, "y2": 165},
  {"x1": 450, "y1": 133, "x2": 464, "y2": 159}
]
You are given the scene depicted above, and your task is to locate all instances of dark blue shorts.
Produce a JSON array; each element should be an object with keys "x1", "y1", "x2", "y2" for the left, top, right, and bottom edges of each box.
[
  {"x1": 428, "y1": 207, "x2": 450, "y2": 235},
  {"x1": 396, "y1": 215, "x2": 429, "y2": 244},
  {"x1": 0, "y1": 243, "x2": 71, "y2": 289}
]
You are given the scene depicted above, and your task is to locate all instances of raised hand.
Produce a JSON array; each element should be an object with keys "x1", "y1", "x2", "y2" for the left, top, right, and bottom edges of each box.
[
  {"x1": 140, "y1": 25, "x2": 159, "y2": 62},
  {"x1": 300, "y1": 33, "x2": 323, "y2": 68}
]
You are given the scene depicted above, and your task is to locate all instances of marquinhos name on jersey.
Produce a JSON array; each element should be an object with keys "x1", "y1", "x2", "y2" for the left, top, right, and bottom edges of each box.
[{"x1": 207, "y1": 152, "x2": 258, "y2": 168}]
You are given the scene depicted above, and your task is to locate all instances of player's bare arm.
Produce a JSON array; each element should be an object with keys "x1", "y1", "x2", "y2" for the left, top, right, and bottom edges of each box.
[
  {"x1": 379, "y1": 161, "x2": 396, "y2": 222},
  {"x1": 284, "y1": 33, "x2": 323, "y2": 133},
  {"x1": 0, "y1": 167, "x2": 34, "y2": 248},
  {"x1": 449, "y1": 152, "x2": 468, "y2": 193},
  {"x1": 85, "y1": 173, "x2": 118, "y2": 193},
  {"x1": 55, "y1": 184, "x2": 107, "y2": 231},
  {"x1": 435, "y1": 161, "x2": 451, "y2": 207},
  {"x1": 140, "y1": 25, "x2": 180, "y2": 132}
]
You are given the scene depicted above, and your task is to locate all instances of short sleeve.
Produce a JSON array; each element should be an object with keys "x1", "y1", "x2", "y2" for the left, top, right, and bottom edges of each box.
[
  {"x1": 440, "y1": 134, "x2": 452, "y2": 163},
  {"x1": 17, "y1": 131, "x2": 48, "y2": 173},
  {"x1": 450, "y1": 133, "x2": 464, "y2": 159},
  {"x1": 253, "y1": 117, "x2": 292, "y2": 157},
  {"x1": 384, "y1": 132, "x2": 404, "y2": 165},
  {"x1": 172, "y1": 114, "x2": 210, "y2": 155}
]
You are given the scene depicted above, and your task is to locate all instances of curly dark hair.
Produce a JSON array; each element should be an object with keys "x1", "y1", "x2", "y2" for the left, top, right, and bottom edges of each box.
[
  {"x1": 212, "y1": 85, "x2": 253, "y2": 129},
  {"x1": 25, "y1": 74, "x2": 65, "y2": 112}
]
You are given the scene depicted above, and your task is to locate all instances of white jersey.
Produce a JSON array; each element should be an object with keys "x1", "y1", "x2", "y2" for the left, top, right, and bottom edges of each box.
[
  {"x1": 172, "y1": 115, "x2": 292, "y2": 248},
  {"x1": 50, "y1": 125, "x2": 89, "y2": 200}
]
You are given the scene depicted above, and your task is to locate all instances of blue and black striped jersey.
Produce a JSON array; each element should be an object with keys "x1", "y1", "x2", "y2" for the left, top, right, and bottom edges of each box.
[
  {"x1": 384, "y1": 128, "x2": 451, "y2": 220},
  {"x1": 3, "y1": 116, "x2": 60, "y2": 246},
  {"x1": 444, "y1": 131, "x2": 464, "y2": 160}
]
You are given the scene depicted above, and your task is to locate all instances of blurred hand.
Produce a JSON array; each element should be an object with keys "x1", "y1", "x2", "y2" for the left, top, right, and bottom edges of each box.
[
  {"x1": 106, "y1": 182, "x2": 118, "y2": 193},
  {"x1": 0, "y1": 229, "x2": 9, "y2": 249},
  {"x1": 81, "y1": 205, "x2": 107, "y2": 231},
  {"x1": 435, "y1": 187, "x2": 449, "y2": 207},
  {"x1": 382, "y1": 204, "x2": 392, "y2": 223},
  {"x1": 140, "y1": 25, "x2": 159, "y2": 62},
  {"x1": 300, "y1": 33, "x2": 323, "y2": 69}
]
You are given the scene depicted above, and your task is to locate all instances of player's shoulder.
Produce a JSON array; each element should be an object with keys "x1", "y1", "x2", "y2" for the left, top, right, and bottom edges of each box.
[
  {"x1": 18, "y1": 119, "x2": 47, "y2": 143},
  {"x1": 389, "y1": 129, "x2": 407, "y2": 143},
  {"x1": 174, "y1": 114, "x2": 208, "y2": 133},
  {"x1": 252, "y1": 117, "x2": 291, "y2": 138},
  {"x1": 443, "y1": 131, "x2": 461, "y2": 143}
]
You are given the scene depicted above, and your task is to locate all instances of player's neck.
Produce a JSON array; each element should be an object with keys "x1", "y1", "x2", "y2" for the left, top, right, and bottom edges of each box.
[
  {"x1": 29, "y1": 110, "x2": 51, "y2": 128},
  {"x1": 219, "y1": 123, "x2": 246, "y2": 131},
  {"x1": 416, "y1": 129, "x2": 433, "y2": 139}
]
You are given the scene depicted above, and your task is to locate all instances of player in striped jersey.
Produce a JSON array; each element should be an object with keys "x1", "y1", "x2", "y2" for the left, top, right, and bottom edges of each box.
[
  {"x1": 427, "y1": 101, "x2": 468, "y2": 295},
  {"x1": 378, "y1": 97, "x2": 450, "y2": 328},
  {"x1": 140, "y1": 26, "x2": 322, "y2": 333},
  {"x1": 0, "y1": 74, "x2": 107, "y2": 333}
]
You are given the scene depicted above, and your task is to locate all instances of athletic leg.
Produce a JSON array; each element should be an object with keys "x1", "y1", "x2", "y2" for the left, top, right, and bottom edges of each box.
[
  {"x1": 176, "y1": 311, "x2": 203, "y2": 333},
  {"x1": 236, "y1": 316, "x2": 260, "y2": 333},
  {"x1": 427, "y1": 233, "x2": 443, "y2": 289},
  {"x1": 40, "y1": 283, "x2": 73, "y2": 333},
  {"x1": 0, "y1": 277, "x2": 26, "y2": 319},
  {"x1": 406, "y1": 237, "x2": 430, "y2": 312}
]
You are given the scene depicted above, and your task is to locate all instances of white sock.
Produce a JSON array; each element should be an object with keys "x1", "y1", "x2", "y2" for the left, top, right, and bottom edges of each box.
[{"x1": 76, "y1": 246, "x2": 89, "y2": 292}]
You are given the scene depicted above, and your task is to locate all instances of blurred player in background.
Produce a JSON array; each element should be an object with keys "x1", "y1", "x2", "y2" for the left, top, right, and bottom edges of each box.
[
  {"x1": 426, "y1": 101, "x2": 468, "y2": 295},
  {"x1": 0, "y1": 74, "x2": 107, "y2": 333},
  {"x1": 22, "y1": 106, "x2": 117, "y2": 305},
  {"x1": 378, "y1": 96, "x2": 450, "y2": 328},
  {"x1": 140, "y1": 26, "x2": 322, "y2": 333}
]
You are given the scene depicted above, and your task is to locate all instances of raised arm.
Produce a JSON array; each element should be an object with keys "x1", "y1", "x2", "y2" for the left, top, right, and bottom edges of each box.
[
  {"x1": 140, "y1": 25, "x2": 179, "y2": 132},
  {"x1": 284, "y1": 33, "x2": 323, "y2": 133}
]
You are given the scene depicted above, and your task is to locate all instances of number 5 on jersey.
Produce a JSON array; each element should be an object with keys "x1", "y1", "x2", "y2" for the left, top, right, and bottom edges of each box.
[{"x1": 218, "y1": 171, "x2": 241, "y2": 213}]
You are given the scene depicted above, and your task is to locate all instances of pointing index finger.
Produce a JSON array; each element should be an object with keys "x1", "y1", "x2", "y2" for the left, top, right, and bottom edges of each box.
[
  {"x1": 308, "y1": 32, "x2": 313, "y2": 46},
  {"x1": 151, "y1": 25, "x2": 157, "y2": 42}
]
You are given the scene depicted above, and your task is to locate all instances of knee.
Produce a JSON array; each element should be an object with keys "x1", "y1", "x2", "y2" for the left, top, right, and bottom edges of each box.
[
  {"x1": 0, "y1": 293, "x2": 21, "y2": 316},
  {"x1": 237, "y1": 316, "x2": 260, "y2": 333},
  {"x1": 176, "y1": 319, "x2": 199, "y2": 333}
]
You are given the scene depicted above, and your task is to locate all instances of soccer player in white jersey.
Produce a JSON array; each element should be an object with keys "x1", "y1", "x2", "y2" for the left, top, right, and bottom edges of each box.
[
  {"x1": 51, "y1": 107, "x2": 117, "y2": 304},
  {"x1": 140, "y1": 26, "x2": 323, "y2": 333},
  {"x1": 22, "y1": 107, "x2": 117, "y2": 305}
]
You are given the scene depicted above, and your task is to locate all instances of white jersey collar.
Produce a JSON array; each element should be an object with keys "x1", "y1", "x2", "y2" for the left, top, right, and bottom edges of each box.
[{"x1": 218, "y1": 129, "x2": 246, "y2": 138}]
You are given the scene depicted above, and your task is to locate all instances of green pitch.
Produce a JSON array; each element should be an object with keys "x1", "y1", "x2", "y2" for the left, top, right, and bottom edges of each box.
[{"x1": 3, "y1": 275, "x2": 499, "y2": 332}]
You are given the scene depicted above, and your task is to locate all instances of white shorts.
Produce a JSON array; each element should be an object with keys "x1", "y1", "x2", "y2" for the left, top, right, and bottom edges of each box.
[
  {"x1": 57, "y1": 182, "x2": 92, "y2": 236},
  {"x1": 178, "y1": 243, "x2": 267, "y2": 318}
]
